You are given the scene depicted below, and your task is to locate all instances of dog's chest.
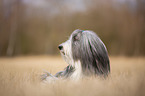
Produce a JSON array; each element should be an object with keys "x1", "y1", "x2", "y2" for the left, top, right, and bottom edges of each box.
[{"x1": 70, "y1": 60, "x2": 82, "y2": 80}]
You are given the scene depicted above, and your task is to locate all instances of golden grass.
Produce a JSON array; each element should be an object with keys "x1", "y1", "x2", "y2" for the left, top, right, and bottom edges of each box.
[{"x1": 0, "y1": 56, "x2": 145, "y2": 96}]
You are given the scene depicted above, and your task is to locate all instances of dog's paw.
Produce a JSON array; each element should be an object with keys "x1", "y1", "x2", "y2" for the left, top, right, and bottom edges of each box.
[
  {"x1": 54, "y1": 71, "x2": 64, "y2": 77},
  {"x1": 41, "y1": 70, "x2": 53, "y2": 81}
]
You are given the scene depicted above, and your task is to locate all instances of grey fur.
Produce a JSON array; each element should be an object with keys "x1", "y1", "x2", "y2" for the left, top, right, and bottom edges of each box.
[
  {"x1": 41, "y1": 65, "x2": 74, "y2": 81},
  {"x1": 71, "y1": 29, "x2": 110, "y2": 76}
]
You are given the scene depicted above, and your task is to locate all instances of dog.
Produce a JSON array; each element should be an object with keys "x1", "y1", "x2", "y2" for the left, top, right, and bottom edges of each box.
[{"x1": 41, "y1": 29, "x2": 110, "y2": 81}]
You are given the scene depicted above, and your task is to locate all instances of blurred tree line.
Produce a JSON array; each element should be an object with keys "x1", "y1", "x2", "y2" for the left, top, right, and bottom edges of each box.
[{"x1": 0, "y1": 0, "x2": 145, "y2": 56}]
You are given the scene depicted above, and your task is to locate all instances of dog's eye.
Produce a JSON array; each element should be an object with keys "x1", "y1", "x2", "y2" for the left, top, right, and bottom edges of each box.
[{"x1": 73, "y1": 35, "x2": 79, "y2": 41}]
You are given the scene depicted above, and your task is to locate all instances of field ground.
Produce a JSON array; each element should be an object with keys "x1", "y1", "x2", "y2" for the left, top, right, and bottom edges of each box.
[{"x1": 0, "y1": 56, "x2": 145, "y2": 96}]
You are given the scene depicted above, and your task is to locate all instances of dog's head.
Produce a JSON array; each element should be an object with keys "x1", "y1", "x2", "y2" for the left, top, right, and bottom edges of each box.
[{"x1": 58, "y1": 29, "x2": 110, "y2": 76}]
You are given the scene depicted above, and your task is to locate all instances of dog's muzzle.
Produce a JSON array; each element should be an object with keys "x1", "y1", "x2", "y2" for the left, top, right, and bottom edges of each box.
[{"x1": 58, "y1": 45, "x2": 65, "y2": 55}]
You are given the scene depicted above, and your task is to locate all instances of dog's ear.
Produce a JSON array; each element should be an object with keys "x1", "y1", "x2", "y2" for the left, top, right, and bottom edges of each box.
[
  {"x1": 88, "y1": 38, "x2": 110, "y2": 76},
  {"x1": 80, "y1": 34, "x2": 110, "y2": 76}
]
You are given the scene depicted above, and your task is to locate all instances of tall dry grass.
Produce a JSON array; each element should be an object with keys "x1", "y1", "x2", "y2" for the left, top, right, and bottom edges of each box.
[{"x1": 0, "y1": 56, "x2": 145, "y2": 96}]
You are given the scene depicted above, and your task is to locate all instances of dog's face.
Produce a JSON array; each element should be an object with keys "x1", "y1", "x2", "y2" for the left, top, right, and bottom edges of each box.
[
  {"x1": 58, "y1": 29, "x2": 81, "y2": 66},
  {"x1": 58, "y1": 29, "x2": 98, "y2": 64},
  {"x1": 58, "y1": 29, "x2": 110, "y2": 76}
]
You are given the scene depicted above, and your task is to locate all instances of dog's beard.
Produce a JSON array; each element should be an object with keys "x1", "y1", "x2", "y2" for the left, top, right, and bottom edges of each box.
[{"x1": 59, "y1": 39, "x2": 74, "y2": 66}]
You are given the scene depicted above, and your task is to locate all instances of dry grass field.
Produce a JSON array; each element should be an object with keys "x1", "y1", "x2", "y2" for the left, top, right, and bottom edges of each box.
[{"x1": 0, "y1": 56, "x2": 145, "y2": 96}]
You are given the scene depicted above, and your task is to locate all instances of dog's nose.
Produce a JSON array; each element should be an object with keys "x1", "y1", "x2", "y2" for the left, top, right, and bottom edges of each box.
[{"x1": 58, "y1": 45, "x2": 63, "y2": 50}]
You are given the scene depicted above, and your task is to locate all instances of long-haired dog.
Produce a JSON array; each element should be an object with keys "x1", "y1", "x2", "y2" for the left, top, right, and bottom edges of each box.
[{"x1": 41, "y1": 29, "x2": 110, "y2": 81}]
